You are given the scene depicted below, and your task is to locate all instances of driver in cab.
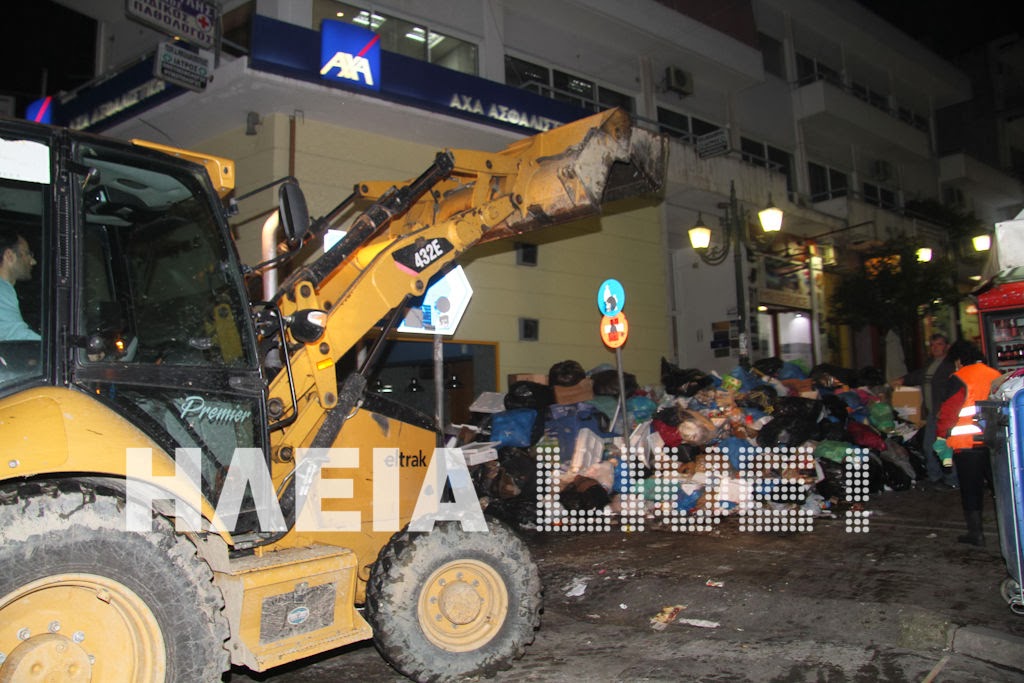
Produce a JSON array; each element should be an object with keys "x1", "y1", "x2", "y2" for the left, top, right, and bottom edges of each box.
[{"x1": 0, "y1": 229, "x2": 40, "y2": 341}]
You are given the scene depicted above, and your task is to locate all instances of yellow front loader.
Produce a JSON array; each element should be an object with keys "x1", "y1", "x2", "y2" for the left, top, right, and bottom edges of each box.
[{"x1": 0, "y1": 108, "x2": 665, "y2": 681}]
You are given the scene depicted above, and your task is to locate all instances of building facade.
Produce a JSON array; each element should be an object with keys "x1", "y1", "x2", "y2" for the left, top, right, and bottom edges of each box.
[{"x1": 30, "y1": 0, "x2": 1024, "y2": 387}]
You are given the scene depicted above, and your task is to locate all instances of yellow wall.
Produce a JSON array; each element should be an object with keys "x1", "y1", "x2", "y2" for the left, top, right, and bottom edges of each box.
[
  {"x1": 458, "y1": 201, "x2": 667, "y2": 390},
  {"x1": 191, "y1": 114, "x2": 669, "y2": 388}
]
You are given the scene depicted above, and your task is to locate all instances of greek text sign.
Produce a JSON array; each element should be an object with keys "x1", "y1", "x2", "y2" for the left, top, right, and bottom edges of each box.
[
  {"x1": 154, "y1": 41, "x2": 211, "y2": 92},
  {"x1": 126, "y1": 0, "x2": 217, "y2": 50}
]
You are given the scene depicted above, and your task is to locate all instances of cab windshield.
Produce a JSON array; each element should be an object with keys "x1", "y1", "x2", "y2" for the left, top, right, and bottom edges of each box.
[{"x1": 77, "y1": 144, "x2": 253, "y2": 367}]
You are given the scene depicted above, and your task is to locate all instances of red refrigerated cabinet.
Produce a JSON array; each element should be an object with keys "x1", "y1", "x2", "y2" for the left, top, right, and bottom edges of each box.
[{"x1": 976, "y1": 269, "x2": 1024, "y2": 372}]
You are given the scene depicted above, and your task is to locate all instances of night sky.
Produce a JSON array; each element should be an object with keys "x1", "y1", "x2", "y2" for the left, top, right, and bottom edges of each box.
[
  {"x1": 1, "y1": 2, "x2": 95, "y2": 115},
  {"x1": 855, "y1": 0, "x2": 1015, "y2": 60}
]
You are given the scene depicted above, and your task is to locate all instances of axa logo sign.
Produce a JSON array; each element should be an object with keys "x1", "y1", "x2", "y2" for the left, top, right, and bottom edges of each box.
[{"x1": 320, "y1": 20, "x2": 381, "y2": 91}]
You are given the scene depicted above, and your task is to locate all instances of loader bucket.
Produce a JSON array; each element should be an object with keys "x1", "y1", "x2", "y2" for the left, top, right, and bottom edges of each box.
[{"x1": 476, "y1": 107, "x2": 667, "y2": 244}]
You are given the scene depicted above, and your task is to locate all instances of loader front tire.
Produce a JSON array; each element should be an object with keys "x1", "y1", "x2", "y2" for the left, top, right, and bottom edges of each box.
[
  {"x1": 0, "y1": 482, "x2": 230, "y2": 682},
  {"x1": 365, "y1": 518, "x2": 541, "y2": 682}
]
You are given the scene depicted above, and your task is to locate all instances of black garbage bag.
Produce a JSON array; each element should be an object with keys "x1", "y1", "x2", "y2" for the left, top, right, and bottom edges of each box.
[
  {"x1": 756, "y1": 414, "x2": 820, "y2": 448},
  {"x1": 902, "y1": 429, "x2": 928, "y2": 479},
  {"x1": 560, "y1": 476, "x2": 612, "y2": 511},
  {"x1": 484, "y1": 497, "x2": 538, "y2": 529},
  {"x1": 816, "y1": 420, "x2": 849, "y2": 442},
  {"x1": 549, "y1": 359, "x2": 587, "y2": 387},
  {"x1": 815, "y1": 453, "x2": 885, "y2": 499},
  {"x1": 858, "y1": 366, "x2": 885, "y2": 387},
  {"x1": 772, "y1": 396, "x2": 823, "y2": 421},
  {"x1": 816, "y1": 458, "x2": 847, "y2": 500},
  {"x1": 753, "y1": 356, "x2": 784, "y2": 378},
  {"x1": 821, "y1": 394, "x2": 849, "y2": 422},
  {"x1": 810, "y1": 363, "x2": 859, "y2": 389},
  {"x1": 591, "y1": 369, "x2": 638, "y2": 397},
  {"x1": 505, "y1": 380, "x2": 554, "y2": 412},
  {"x1": 497, "y1": 447, "x2": 538, "y2": 499},
  {"x1": 661, "y1": 357, "x2": 714, "y2": 397}
]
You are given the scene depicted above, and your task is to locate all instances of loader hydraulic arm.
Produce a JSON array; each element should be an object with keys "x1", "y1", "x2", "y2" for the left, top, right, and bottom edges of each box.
[{"x1": 267, "y1": 108, "x2": 666, "y2": 454}]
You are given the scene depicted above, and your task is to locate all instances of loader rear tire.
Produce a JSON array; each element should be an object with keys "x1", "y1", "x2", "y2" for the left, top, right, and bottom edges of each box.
[
  {"x1": 0, "y1": 482, "x2": 230, "y2": 682},
  {"x1": 365, "y1": 518, "x2": 541, "y2": 683}
]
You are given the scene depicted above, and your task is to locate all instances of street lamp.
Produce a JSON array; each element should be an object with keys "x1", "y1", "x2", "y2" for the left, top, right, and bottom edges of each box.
[{"x1": 688, "y1": 181, "x2": 783, "y2": 367}]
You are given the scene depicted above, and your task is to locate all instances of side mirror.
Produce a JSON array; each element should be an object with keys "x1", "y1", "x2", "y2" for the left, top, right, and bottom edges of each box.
[{"x1": 278, "y1": 180, "x2": 310, "y2": 245}]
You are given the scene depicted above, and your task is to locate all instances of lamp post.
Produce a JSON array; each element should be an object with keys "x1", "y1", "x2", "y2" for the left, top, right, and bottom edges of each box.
[{"x1": 689, "y1": 181, "x2": 782, "y2": 368}]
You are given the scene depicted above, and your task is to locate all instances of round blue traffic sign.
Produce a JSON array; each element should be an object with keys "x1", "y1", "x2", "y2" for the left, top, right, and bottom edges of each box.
[{"x1": 597, "y1": 279, "x2": 625, "y2": 317}]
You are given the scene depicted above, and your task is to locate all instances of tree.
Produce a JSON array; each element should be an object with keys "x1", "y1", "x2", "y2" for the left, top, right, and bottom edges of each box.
[{"x1": 828, "y1": 239, "x2": 959, "y2": 374}]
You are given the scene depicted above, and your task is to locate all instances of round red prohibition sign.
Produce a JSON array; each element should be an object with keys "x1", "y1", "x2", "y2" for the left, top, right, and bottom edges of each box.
[{"x1": 600, "y1": 312, "x2": 629, "y2": 348}]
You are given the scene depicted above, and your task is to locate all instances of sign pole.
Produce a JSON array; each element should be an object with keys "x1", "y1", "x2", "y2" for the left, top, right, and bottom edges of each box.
[
  {"x1": 616, "y1": 347, "x2": 630, "y2": 436},
  {"x1": 597, "y1": 278, "x2": 630, "y2": 436}
]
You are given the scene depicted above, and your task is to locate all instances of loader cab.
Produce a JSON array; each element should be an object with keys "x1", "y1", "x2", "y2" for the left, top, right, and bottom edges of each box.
[{"x1": 0, "y1": 121, "x2": 270, "y2": 532}]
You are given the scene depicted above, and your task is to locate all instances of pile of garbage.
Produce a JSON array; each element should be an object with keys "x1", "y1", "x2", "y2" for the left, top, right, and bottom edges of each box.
[{"x1": 456, "y1": 357, "x2": 925, "y2": 529}]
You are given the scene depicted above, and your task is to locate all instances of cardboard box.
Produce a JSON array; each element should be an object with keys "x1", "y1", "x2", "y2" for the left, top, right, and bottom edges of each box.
[
  {"x1": 553, "y1": 378, "x2": 595, "y2": 405},
  {"x1": 891, "y1": 386, "x2": 923, "y2": 427}
]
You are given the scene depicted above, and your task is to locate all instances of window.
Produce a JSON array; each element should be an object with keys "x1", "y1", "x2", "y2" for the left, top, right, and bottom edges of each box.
[
  {"x1": 506, "y1": 56, "x2": 550, "y2": 95},
  {"x1": 657, "y1": 107, "x2": 693, "y2": 141},
  {"x1": 795, "y1": 53, "x2": 841, "y2": 87},
  {"x1": 316, "y1": 1, "x2": 479, "y2": 75},
  {"x1": 741, "y1": 137, "x2": 768, "y2": 166},
  {"x1": 519, "y1": 318, "x2": 540, "y2": 342},
  {"x1": 504, "y1": 55, "x2": 634, "y2": 113},
  {"x1": 741, "y1": 137, "x2": 794, "y2": 192},
  {"x1": 0, "y1": 134, "x2": 48, "y2": 390},
  {"x1": 78, "y1": 148, "x2": 254, "y2": 369},
  {"x1": 758, "y1": 32, "x2": 785, "y2": 78},
  {"x1": 656, "y1": 108, "x2": 723, "y2": 146},
  {"x1": 808, "y1": 162, "x2": 848, "y2": 202},
  {"x1": 863, "y1": 182, "x2": 898, "y2": 210},
  {"x1": 515, "y1": 242, "x2": 538, "y2": 266}
]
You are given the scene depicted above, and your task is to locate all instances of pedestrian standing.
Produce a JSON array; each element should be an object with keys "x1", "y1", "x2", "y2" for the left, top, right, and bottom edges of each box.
[
  {"x1": 935, "y1": 340, "x2": 1002, "y2": 546},
  {"x1": 892, "y1": 333, "x2": 955, "y2": 486}
]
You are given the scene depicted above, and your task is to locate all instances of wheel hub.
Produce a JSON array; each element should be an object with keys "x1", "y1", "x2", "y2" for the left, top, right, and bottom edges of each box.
[
  {"x1": 418, "y1": 559, "x2": 509, "y2": 652},
  {"x1": 0, "y1": 633, "x2": 92, "y2": 682},
  {"x1": 438, "y1": 580, "x2": 483, "y2": 625}
]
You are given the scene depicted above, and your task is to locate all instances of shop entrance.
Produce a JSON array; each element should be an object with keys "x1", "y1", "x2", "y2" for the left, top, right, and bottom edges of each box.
[{"x1": 757, "y1": 308, "x2": 815, "y2": 371}]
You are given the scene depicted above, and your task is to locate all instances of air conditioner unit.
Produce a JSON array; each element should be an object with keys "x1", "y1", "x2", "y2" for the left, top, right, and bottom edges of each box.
[
  {"x1": 666, "y1": 66, "x2": 694, "y2": 96},
  {"x1": 870, "y1": 159, "x2": 893, "y2": 182}
]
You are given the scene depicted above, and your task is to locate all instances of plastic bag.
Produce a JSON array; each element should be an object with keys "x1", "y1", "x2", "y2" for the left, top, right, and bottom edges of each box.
[
  {"x1": 505, "y1": 381, "x2": 553, "y2": 411},
  {"x1": 491, "y1": 408, "x2": 538, "y2": 448},
  {"x1": 661, "y1": 357, "x2": 715, "y2": 397},
  {"x1": 591, "y1": 368, "x2": 638, "y2": 397},
  {"x1": 814, "y1": 440, "x2": 854, "y2": 463},
  {"x1": 868, "y1": 401, "x2": 896, "y2": 434},
  {"x1": 549, "y1": 359, "x2": 586, "y2": 387}
]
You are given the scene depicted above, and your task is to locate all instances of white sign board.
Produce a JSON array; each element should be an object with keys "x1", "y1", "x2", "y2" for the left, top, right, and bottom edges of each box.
[
  {"x1": 697, "y1": 129, "x2": 729, "y2": 159},
  {"x1": 995, "y1": 210, "x2": 1024, "y2": 272},
  {"x1": 154, "y1": 41, "x2": 212, "y2": 92},
  {"x1": 398, "y1": 266, "x2": 473, "y2": 336},
  {"x1": 126, "y1": 0, "x2": 217, "y2": 49}
]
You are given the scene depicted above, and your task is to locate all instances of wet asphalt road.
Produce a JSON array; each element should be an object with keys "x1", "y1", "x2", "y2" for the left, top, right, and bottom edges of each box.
[{"x1": 226, "y1": 484, "x2": 1024, "y2": 682}]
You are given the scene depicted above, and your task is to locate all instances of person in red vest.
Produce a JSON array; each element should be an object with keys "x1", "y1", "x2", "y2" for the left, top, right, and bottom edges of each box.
[{"x1": 936, "y1": 340, "x2": 1002, "y2": 546}]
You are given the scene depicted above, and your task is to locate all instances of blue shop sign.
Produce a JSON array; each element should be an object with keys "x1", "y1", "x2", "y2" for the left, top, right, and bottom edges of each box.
[
  {"x1": 252, "y1": 16, "x2": 586, "y2": 135},
  {"x1": 48, "y1": 14, "x2": 590, "y2": 136},
  {"x1": 26, "y1": 97, "x2": 55, "y2": 124},
  {"x1": 319, "y1": 20, "x2": 381, "y2": 91}
]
